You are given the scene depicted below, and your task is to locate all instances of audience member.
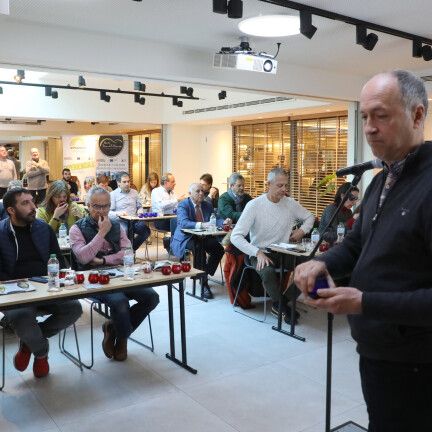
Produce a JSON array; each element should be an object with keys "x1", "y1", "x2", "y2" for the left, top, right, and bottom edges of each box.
[
  {"x1": 25, "y1": 148, "x2": 50, "y2": 204},
  {"x1": 139, "y1": 172, "x2": 159, "y2": 207},
  {"x1": 70, "y1": 186, "x2": 159, "y2": 361},
  {"x1": 231, "y1": 168, "x2": 314, "y2": 323},
  {"x1": 7, "y1": 148, "x2": 20, "y2": 179},
  {"x1": 62, "y1": 168, "x2": 79, "y2": 196},
  {"x1": 1, "y1": 188, "x2": 82, "y2": 378},
  {"x1": 200, "y1": 173, "x2": 219, "y2": 208},
  {"x1": 0, "y1": 180, "x2": 23, "y2": 220},
  {"x1": 97, "y1": 174, "x2": 113, "y2": 192},
  {"x1": 0, "y1": 145, "x2": 17, "y2": 198},
  {"x1": 82, "y1": 176, "x2": 95, "y2": 201}
]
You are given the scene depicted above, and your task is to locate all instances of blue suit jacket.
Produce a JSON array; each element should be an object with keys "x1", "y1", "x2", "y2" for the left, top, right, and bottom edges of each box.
[{"x1": 171, "y1": 198, "x2": 223, "y2": 258}]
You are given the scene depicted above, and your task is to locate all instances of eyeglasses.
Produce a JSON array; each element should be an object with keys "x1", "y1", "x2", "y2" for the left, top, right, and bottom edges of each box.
[
  {"x1": 90, "y1": 204, "x2": 110, "y2": 210},
  {"x1": 348, "y1": 194, "x2": 359, "y2": 201}
]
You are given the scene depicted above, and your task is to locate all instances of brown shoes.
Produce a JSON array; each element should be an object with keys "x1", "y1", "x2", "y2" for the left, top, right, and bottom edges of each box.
[
  {"x1": 114, "y1": 337, "x2": 128, "y2": 361},
  {"x1": 102, "y1": 320, "x2": 116, "y2": 359}
]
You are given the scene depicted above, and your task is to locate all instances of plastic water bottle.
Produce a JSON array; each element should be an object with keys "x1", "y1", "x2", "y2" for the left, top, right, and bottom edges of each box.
[
  {"x1": 59, "y1": 223, "x2": 67, "y2": 247},
  {"x1": 311, "y1": 228, "x2": 320, "y2": 248},
  {"x1": 47, "y1": 254, "x2": 61, "y2": 292},
  {"x1": 123, "y1": 248, "x2": 135, "y2": 280},
  {"x1": 209, "y1": 213, "x2": 217, "y2": 232},
  {"x1": 336, "y1": 222, "x2": 345, "y2": 243}
]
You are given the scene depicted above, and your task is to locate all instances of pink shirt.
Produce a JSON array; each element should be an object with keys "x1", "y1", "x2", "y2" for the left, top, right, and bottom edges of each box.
[{"x1": 69, "y1": 223, "x2": 131, "y2": 266}]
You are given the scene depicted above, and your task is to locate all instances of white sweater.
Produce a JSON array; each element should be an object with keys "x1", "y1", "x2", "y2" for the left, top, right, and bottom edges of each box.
[{"x1": 231, "y1": 194, "x2": 315, "y2": 257}]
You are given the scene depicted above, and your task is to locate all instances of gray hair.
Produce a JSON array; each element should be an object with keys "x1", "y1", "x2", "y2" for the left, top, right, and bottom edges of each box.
[
  {"x1": 391, "y1": 70, "x2": 428, "y2": 116},
  {"x1": 188, "y1": 182, "x2": 201, "y2": 194},
  {"x1": 267, "y1": 167, "x2": 289, "y2": 183},
  {"x1": 7, "y1": 180, "x2": 23, "y2": 190},
  {"x1": 228, "y1": 172, "x2": 244, "y2": 187},
  {"x1": 161, "y1": 172, "x2": 173, "y2": 185},
  {"x1": 85, "y1": 186, "x2": 110, "y2": 205}
]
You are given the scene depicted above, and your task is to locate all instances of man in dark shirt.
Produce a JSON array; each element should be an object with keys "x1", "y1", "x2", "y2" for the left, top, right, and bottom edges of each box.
[
  {"x1": 1, "y1": 188, "x2": 82, "y2": 378},
  {"x1": 62, "y1": 168, "x2": 78, "y2": 197}
]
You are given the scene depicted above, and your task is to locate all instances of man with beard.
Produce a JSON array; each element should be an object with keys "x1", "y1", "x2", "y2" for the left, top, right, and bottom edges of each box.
[
  {"x1": 25, "y1": 148, "x2": 50, "y2": 204},
  {"x1": 0, "y1": 188, "x2": 82, "y2": 378}
]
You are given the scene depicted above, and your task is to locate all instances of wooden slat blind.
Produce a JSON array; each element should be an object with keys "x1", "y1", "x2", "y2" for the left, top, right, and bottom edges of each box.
[{"x1": 233, "y1": 114, "x2": 347, "y2": 218}]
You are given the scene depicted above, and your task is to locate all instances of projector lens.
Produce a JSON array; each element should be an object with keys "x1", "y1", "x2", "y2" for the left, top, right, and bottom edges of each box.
[{"x1": 263, "y1": 60, "x2": 273, "y2": 72}]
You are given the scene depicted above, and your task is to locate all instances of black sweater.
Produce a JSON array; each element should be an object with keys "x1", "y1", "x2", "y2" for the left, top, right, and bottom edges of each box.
[{"x1": 317, "y1": 142, "x2": 432, "y2": 363}]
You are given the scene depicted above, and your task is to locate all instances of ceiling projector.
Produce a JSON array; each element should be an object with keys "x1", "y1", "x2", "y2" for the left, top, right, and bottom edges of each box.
[{"x1": 213, "y1": 39, "x2": 277, "y2": 74}]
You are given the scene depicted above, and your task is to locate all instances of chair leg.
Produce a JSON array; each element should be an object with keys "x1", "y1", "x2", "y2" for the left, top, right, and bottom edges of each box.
[
  {"x1": 128, "y1": 314, "x2": 154, "y2": 352},
  {"x1": 58, "y1": 323, "x2": 84, "y2": 371},
  {"x1": 0, "y1": 325, "x2": 5, "y2": 391}
]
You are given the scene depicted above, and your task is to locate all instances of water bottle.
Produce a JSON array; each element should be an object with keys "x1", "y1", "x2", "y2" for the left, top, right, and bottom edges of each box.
[
  {"x1": 59, "y1": 223, "x2": 67, "y2": 247},
  {"x1": 336, "y1": 222, "x2": 345, "y2": 243},
  {"x1": 311, "y1": 228, "x2": 320, "y2": 247},
  {"x1": 123, "y1": 247, "x2": 135, "y2": 280},
  {"x1": 47, "y1": 254, "x2": 61, "y2": 292},
  {"x1": 209, "y1": 213, "x2": 217, "y2": 232}
]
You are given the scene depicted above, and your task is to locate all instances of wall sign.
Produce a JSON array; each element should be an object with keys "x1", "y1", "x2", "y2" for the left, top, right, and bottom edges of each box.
[{"x1": 98, "y1": 135, "x2": 124, "y2": 157}]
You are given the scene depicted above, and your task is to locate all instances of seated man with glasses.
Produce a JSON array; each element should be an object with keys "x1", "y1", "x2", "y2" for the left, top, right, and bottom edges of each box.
[
  {"x1": 318, "y1": 182, "x2": 360, "y2": 244},
  {"x1": 172, "y1": 183, "x2": 231, "y2": 299},
  {"x1": 69, "y1": 186, "x2": 159, "y2": 361}
]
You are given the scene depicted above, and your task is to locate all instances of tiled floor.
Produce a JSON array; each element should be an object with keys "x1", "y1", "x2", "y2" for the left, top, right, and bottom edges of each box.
[{"x1": 0, "y1": 243, "x2": 369, "y2": 431}]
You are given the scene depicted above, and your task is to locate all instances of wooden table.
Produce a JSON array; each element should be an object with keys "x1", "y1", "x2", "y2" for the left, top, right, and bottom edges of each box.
[
  {"x1": 0, "y1": 267, "x2": 203, "y2": 375},
  {"x1": 181, "y1": 229, "x2": 227, "y2": 302},
  {"x1": 267, "y1": 244, "x2": 314, "y2": 342}
]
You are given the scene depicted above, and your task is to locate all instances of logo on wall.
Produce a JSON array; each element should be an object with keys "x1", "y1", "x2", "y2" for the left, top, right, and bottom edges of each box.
[{"x1": 98, "y1": 135, "x2": 124, "y2": 157}]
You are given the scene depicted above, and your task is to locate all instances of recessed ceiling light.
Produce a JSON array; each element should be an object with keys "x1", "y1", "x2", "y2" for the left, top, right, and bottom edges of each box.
[{"x1": 238, "y1": 15, "x2": 300, "y2": 38}]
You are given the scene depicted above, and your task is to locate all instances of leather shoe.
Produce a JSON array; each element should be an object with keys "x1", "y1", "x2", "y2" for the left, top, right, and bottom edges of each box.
[
  {"x1": 33, "y1": 355, "x2": 49, "y2": 378},
  {"x1": 114, "y1": 337, "x2": 128, "y2": 361},
  {"x1": 102, "y1": 320, "x2": 116, "y2": 359},
  {"x1": 13, "y1": 340, "x2": 31, "y2": 372},
  {"x1": 202, "y1": 284, "x2": 214, "y2": 300}
]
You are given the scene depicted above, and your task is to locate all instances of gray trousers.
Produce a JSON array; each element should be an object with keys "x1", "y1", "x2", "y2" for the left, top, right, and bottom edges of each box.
[
  {"x1": 4, "y1": 300, "x2": 82, "y2": 357},
  {"x1": 250, "y1": 252, "x2": 300, "y2": 306}
]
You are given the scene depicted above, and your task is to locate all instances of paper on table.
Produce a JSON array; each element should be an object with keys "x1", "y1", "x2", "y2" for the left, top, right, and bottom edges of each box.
[
  {"x1": 273, "y1": 243, "x2": 299, "y2": 249},
  {"x1": 0, "y1": 282, "x2": 36, "y2": 295}
]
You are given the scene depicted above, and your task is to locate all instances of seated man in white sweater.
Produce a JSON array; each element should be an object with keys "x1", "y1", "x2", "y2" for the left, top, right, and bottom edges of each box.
[{"x1": 231, "y1": 167, "x2": 315, "y2": 324}]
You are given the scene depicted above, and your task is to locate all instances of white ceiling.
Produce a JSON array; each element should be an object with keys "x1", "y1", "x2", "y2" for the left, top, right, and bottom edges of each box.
[{"x1": 5, "y1": 0, "x2": 432, "y2": 77}]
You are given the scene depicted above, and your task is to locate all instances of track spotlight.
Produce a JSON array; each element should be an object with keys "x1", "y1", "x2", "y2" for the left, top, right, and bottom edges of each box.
[
  {"x1": 356, "y1": 25, "x2": 378, "y2": 51},
  {"x1": 134, "y1": 93, "x2": 146, "y2": 105},
  {"x1": 44, "y1": 86, "x2": 58, "y2": 99},
  {"x1": 134, "y1": 81, "x2": 146, "y2": 92},
  {"x1": 413, "y1": 39, "x2": 432, "y2": 61},
  {"x1": 213, "y1": 0, "x2": 227, "y2": 14},
  {"x1": 172, "y1": 97, "x2": 183, "y2": 107},
  {"x1": 14, "y1": 69, "x2": 25, "y2": 83},
  {"x1": 218, "y1": 90, "x2": 226, "y2": 100},
  {"x1": 180, "y1": 86, "x2": 194, "y2": 97},
  {"x1": 227, "y1": 0, "x2": 242, "y2": 19},
  {"x1": 100, "y1": 90, "x2": 111, "y2": 102},
  {"x1": 299, "y1": 10, "x2": 317, "y2": 39},
  {"x1": 78, "y1": 75, "x2": 86, "y2": 87}
]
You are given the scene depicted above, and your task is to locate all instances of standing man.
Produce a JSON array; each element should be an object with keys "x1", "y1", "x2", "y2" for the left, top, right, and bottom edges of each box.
[
  {"x1": 1, "y1": 188, "x2": 82, "y2": 378},
  {"x1": 62, "y1": 168, "x2": 79, "y2": 197},
  {"x1": 7, "y1": 148, "x2": 20, "y2": 179},
  {"x1": 0, "y1": 145, "x2": 17, "y2": 198},
  {"x1": 172, "y1": 183, "x2": 230, "y2": 299},
  {"x1": 218, "y1": 172, "x2": 253, "y2": 223},
  {"x1": 294, "y1": 70, "x2": 432, "y2": 431},
  {"x1": 109, "y1": 171, "x2": 150, "y2": 250},
  {"x1": 70, "y1": 186, "x2": 159, "y2": 361},
  {"x1": 231, "y1": 168, "x2": 314, "y2": 323},
  {"x1": 25, "y1": 148, "x2": 50, "y2": 205}
]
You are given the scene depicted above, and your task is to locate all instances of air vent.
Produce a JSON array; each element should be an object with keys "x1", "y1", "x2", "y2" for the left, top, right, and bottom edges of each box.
[
  {"x1": 421, "y1": 75, "x2": 432, "y2": 81},
  {"x1": 182, "y1": 96, "x2": 291, "y2": 115}
]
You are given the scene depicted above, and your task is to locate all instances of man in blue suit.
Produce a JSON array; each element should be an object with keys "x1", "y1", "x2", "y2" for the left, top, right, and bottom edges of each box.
[{"x1": 172, "y1": 183, "x2": 231, "y2": 299}]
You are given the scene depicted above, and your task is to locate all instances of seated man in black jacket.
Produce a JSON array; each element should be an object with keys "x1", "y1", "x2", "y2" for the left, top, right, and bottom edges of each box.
[{"x1": 1, "y1": 188, "x2": 82, "y2": 378}]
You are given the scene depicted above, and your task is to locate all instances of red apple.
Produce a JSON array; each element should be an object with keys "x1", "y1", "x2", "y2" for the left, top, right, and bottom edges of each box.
[{"x1": 161, "y1": 265, "x2": 172, "y2": 275}]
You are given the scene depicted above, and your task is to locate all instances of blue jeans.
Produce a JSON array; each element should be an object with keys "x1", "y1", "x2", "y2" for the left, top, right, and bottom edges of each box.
[
  {"x1": 92, "y1": 287, "x2": 159, "y2": 338},
  {"x1": 131, "y1": 220, "x2": 151, "y2": 250},
  {"x1": 4, "y1": 300, "x2": 83, "y2": 357}
]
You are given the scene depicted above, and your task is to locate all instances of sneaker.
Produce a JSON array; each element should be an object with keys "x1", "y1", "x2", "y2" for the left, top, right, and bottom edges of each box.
[
  {"x1": 13, "y1": 341, "x2": 31, "y2": 372},
  {"x1": 202, "y1": 284, "x2": 214, "y2": 300},
  {"x1": 102, "y1": 320, "x2": 116, "y2": 359},
  {"x1": 33, "y1": 356, "x2": 49, "y2": 378}
]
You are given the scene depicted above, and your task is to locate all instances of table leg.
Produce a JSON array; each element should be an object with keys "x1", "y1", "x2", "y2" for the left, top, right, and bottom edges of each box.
[
  {"x1": 165, "y1": 281, "x2": 198, "y2": 374},
  {"x1": 271, "y1": 255, "x2": 305, "y2": 342},
  {"x1": 186, "y1": 236, "x2": 208, "y2": 302}
]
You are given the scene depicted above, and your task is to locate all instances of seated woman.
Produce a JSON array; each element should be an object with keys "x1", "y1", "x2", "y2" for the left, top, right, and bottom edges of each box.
[
  {"x1": 36, "y1": 180, "x2": 85, "y2": 233},
  {"x1": 97, "y1": 174, "x2": 113, "y2": 192},
  {"x1": 139, "y1": 172, "x2": 159, "y2": 207},
  {"x1": 82, "y1": 176, "x2": 95, "y2": 201},
  {"x1": 318, "y1": 182, "x2": 359, "y2": 244}
]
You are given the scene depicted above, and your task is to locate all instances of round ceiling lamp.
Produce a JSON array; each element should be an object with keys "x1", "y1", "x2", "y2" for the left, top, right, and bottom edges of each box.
[{"x1": 238, "y1": 15, "x2": 300, "y2": 37}]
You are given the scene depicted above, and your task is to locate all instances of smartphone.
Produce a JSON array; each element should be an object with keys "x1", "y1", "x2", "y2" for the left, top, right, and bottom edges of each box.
[
  {"x1": 309, "y1": 276, "x2": 329, "y2": 299},
  {"x1": 29, "y1": 276, "x2": 49, "y2": 284}
]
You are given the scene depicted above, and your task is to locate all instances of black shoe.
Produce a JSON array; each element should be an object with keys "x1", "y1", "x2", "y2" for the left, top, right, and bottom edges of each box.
[{"x1": 202, "y1": 284, "x2": 214, "y2": 300}]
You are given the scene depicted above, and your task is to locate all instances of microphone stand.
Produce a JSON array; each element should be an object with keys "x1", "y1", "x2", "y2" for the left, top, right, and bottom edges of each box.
[{"x1": 307, "y1": 174, "x2": 362, "y2": 432}]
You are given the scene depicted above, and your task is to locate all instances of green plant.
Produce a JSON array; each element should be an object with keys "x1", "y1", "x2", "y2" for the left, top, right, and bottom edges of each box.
[{"x1": 316, "y1": 173, "x2": 337, "y2": 196}]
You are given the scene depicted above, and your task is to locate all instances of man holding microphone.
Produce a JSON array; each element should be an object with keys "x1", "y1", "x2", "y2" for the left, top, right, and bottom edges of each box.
[{"x1": 295, "y1": 70, "x2": 432, "y2": 431}]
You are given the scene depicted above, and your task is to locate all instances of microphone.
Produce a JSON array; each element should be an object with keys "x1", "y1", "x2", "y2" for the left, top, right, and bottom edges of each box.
[{"x1": 336, "y1": 159, "x2": 382, "y2": 177}]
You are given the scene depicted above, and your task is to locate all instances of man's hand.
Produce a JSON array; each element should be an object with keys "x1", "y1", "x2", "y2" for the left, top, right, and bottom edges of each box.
[
  {"x1": 289, "y1": 228, "x2": 305, "y2": 243},
  {"x1": 306, "y1": 287, "x2": 363, "y2": 315},
  {"x1": 90, "y1": 257, "x2": 104, "y2": 266},
  {"x1": 98, "y1": 215, "x2": 112, "y2": 237},
  {"x1": 294, "y1": 260, "x2": 329, "y2": 298},
  {"x1": 116, "y1": 211, "x2": 127, "y2": 217},
  {"x1": 53, "y1": 202, "x2": 68, "y2": 219},
  {"x1": 255, "y1": 250, "x2": 273, "y2": 271},
  {"x1": 223, "y1": 218, "x2": 232, "y2": 226},
  {"x1": 209, "y1": 187, "x2": 218, "y2": 199}
]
